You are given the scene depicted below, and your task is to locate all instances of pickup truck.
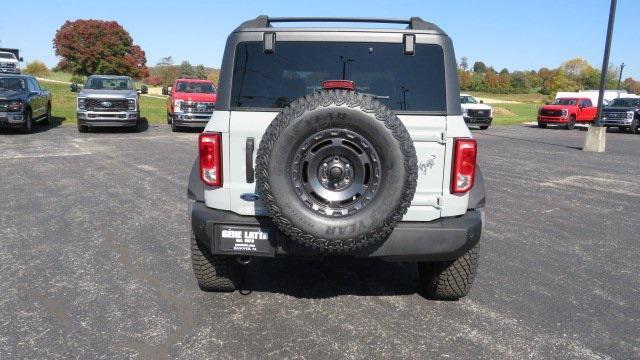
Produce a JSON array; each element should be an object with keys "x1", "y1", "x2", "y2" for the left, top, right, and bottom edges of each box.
[
  {"x1": 601, "y1": 97, "x2": 640, "y2": 134},
  {"x1": 72, "y1": 75, "x2": 147, "y2": 132},
  {"x1": 0, "y1": 74, "x2": 51, "y2": 133},
  {"x1": 537, "y1": 97, "x2": 597, "y2": 130},
  {"x1": 460, "y1": 93, "x2": 493, "y2": 129},
  {"x1": 163, "y1": 79, "x2": 216, "y2": 132},
  {"x1": 0, "y1": 48, "x2": 22, "y2": 74}
]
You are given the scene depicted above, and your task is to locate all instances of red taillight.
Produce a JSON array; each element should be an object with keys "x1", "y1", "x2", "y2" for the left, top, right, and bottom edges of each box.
[
  {"x1": 199, "y1": 132, "x2": 222, "y2": 187},
  {"x1": 451, "y1": 138, "x2": 477, "y2": 194},
  {"x1": 321, "y1": 80, "x2": 355, "y2": 91}
]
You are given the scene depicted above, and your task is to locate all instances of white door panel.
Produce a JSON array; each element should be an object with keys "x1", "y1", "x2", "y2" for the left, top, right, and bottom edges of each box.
[{"x1": 228, "y1": 111, "x2": 279, "y2": 216}]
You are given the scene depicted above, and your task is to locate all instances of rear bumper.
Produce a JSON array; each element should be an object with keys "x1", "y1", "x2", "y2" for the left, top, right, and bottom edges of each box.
[
  {"x1": 190, "y1": 201, "x2": 483, "y2": 262},
  {"x1": 77, "y1": 111, "x2": 139, "y2": 127}
]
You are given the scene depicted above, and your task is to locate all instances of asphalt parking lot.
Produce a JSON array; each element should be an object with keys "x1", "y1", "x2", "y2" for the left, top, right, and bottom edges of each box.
[{"x1": 1, "y1": 124, "x2": 638, "y2": 359}]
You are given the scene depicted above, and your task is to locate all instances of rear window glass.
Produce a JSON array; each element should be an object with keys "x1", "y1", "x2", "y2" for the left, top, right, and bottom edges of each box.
[
  {"x1": 175, "y1": 82, "x2": 216, "y2": 94},
  {"x1": 230, "y1": 42, "x2": 446, "y2": 112}
]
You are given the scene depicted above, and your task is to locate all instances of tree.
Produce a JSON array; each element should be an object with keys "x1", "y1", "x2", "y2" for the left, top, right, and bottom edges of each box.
[
  {"x1": 207, "y1": 70, "x2": 220, "y2": 86},
  {"x1": 53, "y1": 19, "x2": 148, "y2": 79},
  {"x1": 509, "y1": 71, "x2": 529, "y2": 93},
  {"x1": 473, "y1": 61, "x2": 486, "y2": 73},
  {"x1": 180, "y1": 61, "x2": 194, "y2": 78},
  {"x1": 23, "y1": 60, "x2": 50, "y2": 77},
  {"x1": 623, "y1": 77, "x2": 640, "y2": 94},
  {"x1": 459, "y1": 57, "x2": 469, "y2": 71},
  {"x1": 157, "y1": 56, "x2": 174, "y2": 67},
  {"x1": 458, "y1": 69, "x2": 471, "y2": 90},
  {"x1": 560, "y1": 58, "x2": 592, "y2": 80},
  {"x1": 153, "y1": 56, "x2": 180, "y2": 86},
  {"x1": 194, "y1": 64, "x2": 207, "y2": 80}
]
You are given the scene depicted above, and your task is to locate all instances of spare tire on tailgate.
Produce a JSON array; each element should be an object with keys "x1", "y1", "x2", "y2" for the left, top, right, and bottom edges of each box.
[{"x1": 255, "y1": 90, "x2": 418, "y2": 253}]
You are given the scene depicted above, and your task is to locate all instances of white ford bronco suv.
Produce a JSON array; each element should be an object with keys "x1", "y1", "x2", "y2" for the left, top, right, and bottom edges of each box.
[{"x1": 188, "y1": 16, "x2": 486, "y2": 300}]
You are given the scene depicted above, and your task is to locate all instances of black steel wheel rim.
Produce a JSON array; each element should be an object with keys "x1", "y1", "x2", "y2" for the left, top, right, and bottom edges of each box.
[{"x1": 291, "y1": 128, "x2": 381, "y2": 217}]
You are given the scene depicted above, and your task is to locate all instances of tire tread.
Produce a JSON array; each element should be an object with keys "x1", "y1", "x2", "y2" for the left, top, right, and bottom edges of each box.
[
  {"x1": 190, "y1": 232, "x2": 244, "y2": 291},
  {"x1": 418, "y1": 244, "x2": 480, "y2": 300}
]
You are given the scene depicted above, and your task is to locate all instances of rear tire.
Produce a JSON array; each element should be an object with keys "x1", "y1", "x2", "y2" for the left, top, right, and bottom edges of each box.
[
  {"x1": 565, "y1": 116, "x2": 576, "y2": 130},
  {"x1": 537, "y1": 123, "x2": 547, "y2": 128},
  {"x1": 418, "y1": 243, "x2": 480, "y2": 300},
  {"x1": 191, "y1": 231, "x2": 245, "y2": 291}
]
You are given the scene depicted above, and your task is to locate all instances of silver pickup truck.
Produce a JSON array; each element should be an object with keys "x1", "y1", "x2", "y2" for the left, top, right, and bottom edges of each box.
[{"x1": 72, "y1": 75, "x2": 147, "y2": 132}]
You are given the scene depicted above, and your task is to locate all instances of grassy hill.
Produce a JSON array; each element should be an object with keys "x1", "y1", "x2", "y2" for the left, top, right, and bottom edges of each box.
[
  {"x1": 41, "y1": 79, "x2": 167, "y2": 125},
  {"x1": 468, "y1": 91, "x2": 544, "y2": 126}
]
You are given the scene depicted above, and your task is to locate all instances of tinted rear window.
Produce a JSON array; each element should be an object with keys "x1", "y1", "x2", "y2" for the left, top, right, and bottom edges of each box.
[{"x1": 230, "y1": 42, "x2": 446, "y2": 112}]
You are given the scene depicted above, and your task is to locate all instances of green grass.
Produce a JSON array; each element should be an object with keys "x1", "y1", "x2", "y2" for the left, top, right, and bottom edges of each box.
[
  {"x1": 464, "y1": 91, "x2": 543, "y2": 126},
  {"x1": 43, "y1": 71, "x2": 76, "y2": 82},
  {"x1": 491, "y1": 102, "x2": 540, "y2": 126},
  {"x1": 41, "y1": 79, "x2": 167, "y2": 125}
]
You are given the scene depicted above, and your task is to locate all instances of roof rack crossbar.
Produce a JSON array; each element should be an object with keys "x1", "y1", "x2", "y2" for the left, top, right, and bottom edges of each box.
[{"x1": 268, "y1": 17, "x2": 412, "y2": 26}]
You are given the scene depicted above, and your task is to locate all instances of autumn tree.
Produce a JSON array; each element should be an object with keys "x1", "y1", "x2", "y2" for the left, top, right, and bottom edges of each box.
[
  {"x1": 23, "y1": 61, "x2": 50, "y2": 77},
  {"x1": 153, "y1": 56, "x2": 180, "y2": 86},
  {"x1": 623, "y1": 78, "x2": 640, "y2": 94},
  {"x1": 458, "y1": 69, "x2": 472, "y2": 90},
  {"x1": 53, "y1": 19, "x2": 148, "y2": 79}
]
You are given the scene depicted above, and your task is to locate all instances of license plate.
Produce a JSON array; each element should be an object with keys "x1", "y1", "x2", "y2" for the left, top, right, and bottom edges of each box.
[{"x1": 215, "y1": 225, "x2": 275, "y2": 256}]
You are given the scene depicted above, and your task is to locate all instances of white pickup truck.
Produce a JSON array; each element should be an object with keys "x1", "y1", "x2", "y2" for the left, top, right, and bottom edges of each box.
[
  {"x1": 460, "y1": 93, "x2": 493, "y2": 130},
  {"x1": 0, "y1": 49, "x2": 22, "y2": 75}
]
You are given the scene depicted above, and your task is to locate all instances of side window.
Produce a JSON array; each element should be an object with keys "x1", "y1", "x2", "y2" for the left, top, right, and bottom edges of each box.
[
  {"x1": 27, "y1": 79, "x2": 40, "y2": 92},
  {"x1": 26, "y1": 79, "x2": 36, "y2": 92},
  {"x1": 581, "y1": 99, "x2": 592, "y2": 107}
]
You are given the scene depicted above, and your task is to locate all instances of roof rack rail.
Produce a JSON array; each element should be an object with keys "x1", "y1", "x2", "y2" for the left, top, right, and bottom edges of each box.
[{"x1": 234, "y1": 15, "x2": 444, "y2": 33}]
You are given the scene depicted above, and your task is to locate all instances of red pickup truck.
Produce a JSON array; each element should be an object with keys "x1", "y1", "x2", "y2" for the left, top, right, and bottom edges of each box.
[
  {"x1": 537, "y1": 97, "x2": 597, "y2": 130},
  {"x1": 163, "y1": 79, "x2": 217, "y2": 132}
]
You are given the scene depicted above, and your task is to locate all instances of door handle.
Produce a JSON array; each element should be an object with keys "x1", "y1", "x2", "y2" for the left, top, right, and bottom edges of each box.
[{"x1": 245, "y1": 137, "x2": 255, "y2": 183}]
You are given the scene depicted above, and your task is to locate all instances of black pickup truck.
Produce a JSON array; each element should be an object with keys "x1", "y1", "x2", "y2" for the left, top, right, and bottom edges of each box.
[
  {"x1": 601, "y1": 97, "x2": 640, "y2": 134},
  {"x1": 0, "y1": 74, "x2": 51, "y2": 133}
]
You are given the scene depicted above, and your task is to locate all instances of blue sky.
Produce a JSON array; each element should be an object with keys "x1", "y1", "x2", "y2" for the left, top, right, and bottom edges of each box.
[{"x1": 1, "y1": 0, "x2": 637, "y2": 78}]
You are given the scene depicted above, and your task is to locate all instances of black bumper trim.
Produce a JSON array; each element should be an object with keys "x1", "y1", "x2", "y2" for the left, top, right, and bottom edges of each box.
[
  {"x1": 190, "y1": 201, "x2": 482, "y2": 262},
  {"x1": 463, "y1": 116, "x2": 493, "y2": 125},
  {"x1": 173, "y1": 119, "x2": 208, "y2": 128}
]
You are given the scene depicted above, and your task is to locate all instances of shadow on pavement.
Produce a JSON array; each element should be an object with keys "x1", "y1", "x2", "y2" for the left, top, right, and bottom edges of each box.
[
  {"x1": 237, "y1": 257, "x2": 420, "y2": 299},
  {"x1": 0, "y1": 116, "x2": 65, "y2": 135},
  {"x1": 81, "y1": 117, "x2": 150, "y2": 133}
]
